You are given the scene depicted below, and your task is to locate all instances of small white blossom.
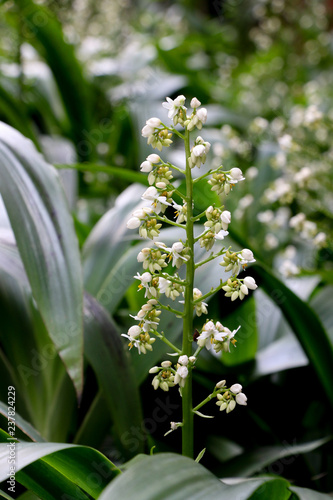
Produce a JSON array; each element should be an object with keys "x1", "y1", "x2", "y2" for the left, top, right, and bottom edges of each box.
[
  {"x1": 178, "y1": 355, "x2": 189, "y2": 365},
  {"x1": 174, "y1": 365, "x2": 188, "y2": 387},
  {"x1": 230, "y1": 383, "x2": 242, "y2": 394},
  {"x1": 142, "y1": 186, "x2": 172, "y2": 214},
  {"x1": 243, "y1": 276, "x2": 258, "y2": 290},
  {"x1": 221, "y1": 211, "x2": 231, "y2": 231},
  {"x1": 236, "y1": 393, "x2": 247, "y2": 406},
  {"x1": 190, "y1": 97, "x2": 201, "y2": 108},
  {"x1": 162, "y1": 95, "x2": 186, "y2": 119}
]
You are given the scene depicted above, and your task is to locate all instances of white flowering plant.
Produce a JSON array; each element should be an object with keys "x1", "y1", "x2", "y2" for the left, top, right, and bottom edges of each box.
[{"x1": 125, "y1": 96, "x2": 258, "y2": 457}]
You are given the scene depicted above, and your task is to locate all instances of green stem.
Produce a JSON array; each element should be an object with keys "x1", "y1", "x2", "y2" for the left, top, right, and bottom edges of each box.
[
  {"x1": 192, "y1": 390, "x2": 221, "y2": 412},
  {"x1": 159, "y1": 273, "x2": 185, "y2": 286},
  {"x1": 154, "y1": 331, "x2": 182, "y2": 354},
  {"x1": 155, "y1": 214, "x2": 186, "y2": 229},
  {"x1": 195, "y1": 248, "x2": 227, "y2": 269},
  {"x1": 158, "y1": 303, "x2": 184, "y2": 317},
  {"x1": 182, "y1": 128, "x2": 194, "y2": 458},
  {"x1": 192, "y1": 279, "x2": 229, "y2": 304},
  {"x1": 193, "y1": 166, "x2": 223, "y2": 184}
]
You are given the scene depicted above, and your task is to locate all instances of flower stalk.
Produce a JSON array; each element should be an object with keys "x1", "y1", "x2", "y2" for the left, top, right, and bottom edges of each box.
[{"x1": 124, "y1": 95, "x2": 257, "y2": 459}]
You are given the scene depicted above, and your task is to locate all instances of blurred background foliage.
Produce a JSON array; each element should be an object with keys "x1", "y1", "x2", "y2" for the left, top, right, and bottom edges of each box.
[{"x1": 0, "y1": 0, "x2": 333, "y2": 497}]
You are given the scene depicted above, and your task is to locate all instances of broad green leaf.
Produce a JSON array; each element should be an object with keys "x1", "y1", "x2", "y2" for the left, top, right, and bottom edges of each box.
[
  {"x1": 0, "y1": 122, "x2": 84, "y2": 397},
  {"x1": 255, "y1": 334, "x2": 308, "y2": 377},
  {"x1": 99, "y1": 452, "x2": 290, "y2": 499},
  {"x1": 56, "y1": 163, "x2": 149, "y2": 186},
  {"x1": 83, "y1": 183, "x2": 147, "y2": 296},
  {"x1": 83, "y1": 292, "x2": 144, "y2": 457},
  {"x1": 206, "y1": 435, "x2": 244, "y2": 463},
  {"x1": 0, "y1": 440, "x2": 120, "y2": 499},
  {"x1": 0, "y1": 402, "x2": 44, "y2": 442},
  {"x1": 251, "y1": 263, "x2": 333, "y2": 408},
  {"x1": 13, "y1": 0, "x2": 93, "y2": 160},
  {"x1": 215, "y1": 436, "x2": 331, "y2": 478},
  {"x1": 310, "y1": 286, "x2": 333, "y2": 344},
  {"x1": 290, "y1": 486, "x2": 333, "y2": 500},
  {"x1": 0, "y1": 241, "x2": 76, "y2": 441}
]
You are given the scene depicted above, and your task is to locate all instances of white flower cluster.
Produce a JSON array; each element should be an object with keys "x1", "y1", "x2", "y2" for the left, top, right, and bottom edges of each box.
[
  {"x1": 222, "y1": 276, "x2": 258, "y2": 301},
  {"x1": 197, "y1": 320, "x2": 241, "y2": 353},
  {"x1": 220, "y1": 248, "x2": 256, "y2": 276},
  {"x1": 142, "y1": 117, "x2": 173, "y2": 151},
  {"x1": 216, "y1": 382, "x2": 247, "y2": 413},
  {"x1": 208, "y1": 167, "x2": 245, "y2": 196},
  {"x1": 188, "y1": 136, "x2": 211, "y2": 169},
  {"x1": 149, "y1": 355, "x2": 196, "y2": 392}
]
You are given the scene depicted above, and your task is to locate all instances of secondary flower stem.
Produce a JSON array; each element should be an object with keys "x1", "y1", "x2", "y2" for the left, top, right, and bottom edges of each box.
[
  {"x1": 158, "y1": 303, "x2": 184, "y2": 317},
  {"x1": 155, "y1": 215, "x2": 186, "y2": 229},
  {"x1": 192, "y1": 390, "x2": 222, "y2": 412},
  {"x1": 154, "y1": 331, "x2": 182, "y2": 354},
  {"x1": 194, "y1": 248, "x2": 227, "y2": 269},
  {"x1": 192, "y1": 166, "x2": 223, "y2": 184},
  {"x1": 192, "y1": 279, "x2": 228, "y2": 304},
  {"x1": 182, "y1": 128, "x2": 194, "y2": 459}
]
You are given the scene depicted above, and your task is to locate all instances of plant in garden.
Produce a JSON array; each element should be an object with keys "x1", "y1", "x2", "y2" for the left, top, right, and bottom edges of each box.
[{"x1": 125, "y1": 96, "x2": 258, "y2": 458}]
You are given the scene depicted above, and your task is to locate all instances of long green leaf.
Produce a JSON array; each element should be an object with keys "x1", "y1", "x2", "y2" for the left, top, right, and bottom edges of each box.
[
  {"x1": 0, "y1": 440, "x2": 120, "y2": 498},
  {"x1": 56, "y1": 163, "x2": 149, "y2": 185},
  {"x1": 251, "y1": 263, "x2": 333, "y2": 408},
  {"x1": 0, "y1": 122, "x2": 84, "y2": 397},
  {"x1": 13, "y1": 0, "x2": 93, "y2": 160},
  {"x1": 214, "y1": 436, "x2": 331, "y2": 478},
  {"x1": 290, "y1": 486, "x2": 333, "y2": 499},
  {"x1": 83, "y1": 292, "x2": 144, "y2": 457},
  {"x1": 98, "y1": 453, "x2": 291, "y2": 499},
  {"x1": 0, "y1": 402, "x2": 44, "y2": 442}
]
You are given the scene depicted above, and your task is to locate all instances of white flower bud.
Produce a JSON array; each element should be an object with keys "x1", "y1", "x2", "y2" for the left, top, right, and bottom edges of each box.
[
  {"x1": 236, "y1": 392, "x2": 247, "y2": 405},
  {"x1": 230, "y1": 168, "x2": 243, "y2": 180},
  {"x1": 127, "y1": 217, "x2": 141, "y2": 229},
  {"x1": 221, "y1": 211, "x2": 231, "y2": 224},
  {"x1": 172, "y1": 241, "x2": 184, "y2": 253},
  {"x1": 149, "y1": 366, "x2": 159, "y2": 373},
  {"x1": 152, "y1": 378, "x2": 160, "y2": 390},
  {"x1": 156, "y1": 182, "x2": 167, "y2": 189},
  {"x1": 178, "y1": 355, "x2": 189, "y2": 365},
  {"x1": 140, "y1": 161, "x2": 153, "y2": 172},
  {"x1": 147, "y1": 154, "x2": 160, "y2": 163},
  {"x1": 192, "y1": 144, "x2": 206, "y2": 157},
  {"x1": 190, "y1": 97, "x2": 201, "y2": 108},
  {"x1": 216, "y1": 380, "x2": 226, "y2": 388},
  {"x1": 230, "y1": 383, "x2": 242, "y2": 394},
  {"x1": 240, "y1": 284, "x2": 249, "y2": 295},
  {"x1": 189, "y1": 356, "x2": 196, "y2": 363},
  {"x1": 243, "y1": 276, "x2": 257, "y2": 290},
  {"x1": 128, "y1": 325, "x2": 141, "y2": 338},
  {"x1": 226, "y1": 400, "x2": 236, "y2": 413},
  {"x1": 141, "y1": 272, "x2": 152, "y2": 283},
  {"x1": 160, "y1": 381, "x2": 169, "y2": 392},
  {"x1": 241, "y1": 249, "x2": 254, "y2": 261},
  {"x1": 146, "y1": 117, "x2": 161, "y2": 128},
  {"x1": 196, "y1": 108, "x2": 207, "y2": 123},
  {"x1": 231, "y1": 291, "x2": 239, "y2": 301},
  {"x1": 177, "y1": 366, "x2": 188, "y2": 378},
  {"x1": 161, "y1": 360, "x2": 172, "y2": 368}
]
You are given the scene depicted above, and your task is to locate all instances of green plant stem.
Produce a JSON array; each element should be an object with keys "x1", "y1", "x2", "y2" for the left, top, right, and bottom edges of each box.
[
  {"x1": 194, "y1": 248, "x2": 227, "y2": 269},
  {"x1": 192, "y1": 166, "x2": 223, "y2": 184},
  {"x1": 192, "y1": 279, "x2": 229, "y2": 304},
  {"x1": 158, "y1": 303, "x2": 184, "y2": 317},
  {"x1": 182, "y1": 128, "x2": 194, "y2": 459},
  {"x1": 155, "y1": 214, "x2": 186, "y2": 229},
  {"x1": 159, "y1": 274, "x2": 185, "y2": 286},
  {"x1": 192, "y1": 390, "x2": 222, "y2": 413},
  {"x1": 154, "y1": 331, "x2": 182, "y2": 354}
]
